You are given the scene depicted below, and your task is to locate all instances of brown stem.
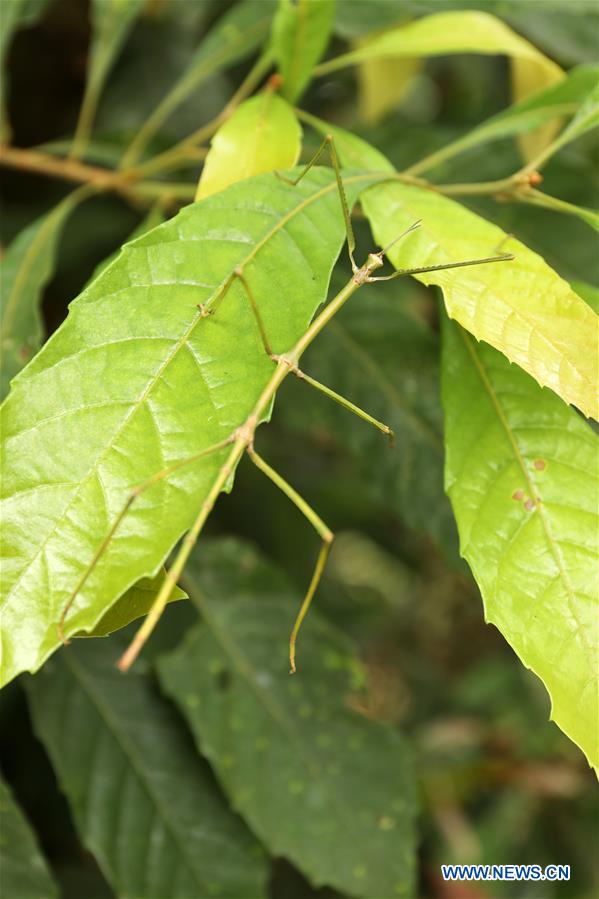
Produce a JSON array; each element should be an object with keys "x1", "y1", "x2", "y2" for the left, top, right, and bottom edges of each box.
[{"x1": 0, "y1": 145, "x2": 195, "y2": 202}]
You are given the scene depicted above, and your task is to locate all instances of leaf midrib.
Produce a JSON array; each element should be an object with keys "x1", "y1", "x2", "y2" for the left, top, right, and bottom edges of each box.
[
  {"x1": 459, "y1": 328, "x2": 590, "y2": 656},
  {"x1": 186, "y1": 585, "x2": 387, "y2": 842},
  {"x1": 63, "y1": 651, "x2": 211, "y2": 893}
]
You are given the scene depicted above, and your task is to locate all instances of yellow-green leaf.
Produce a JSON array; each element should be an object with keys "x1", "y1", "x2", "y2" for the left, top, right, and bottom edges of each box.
[
  {"x1": 362, "y1": 182, "x2": 598, "y2": 419},
  {"x1": 196, "y1": 92, "x2": 301, "y2": 200},
  {"x1": 442, "y1": 318, "x2": 599, "y2": 769},
  {"x1": 317, "y1": 10, "x2": 563, "y2": 87},
  {"x1": 357, "y1": 56, "x2": 420, "y2": 125},
  {"x1": 511, "y1": 55, "x2": 563, "y2": 161},
  {"x1": 303, "y1": 115, "x2": 598, "y2": 419},
  {"x1": 272, "y1": 0, "x2": 336, "y2": 103}
]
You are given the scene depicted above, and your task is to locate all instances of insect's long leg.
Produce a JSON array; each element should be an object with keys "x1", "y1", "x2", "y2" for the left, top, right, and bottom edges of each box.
[
  {"x1": 201, "y1": 267, "x2": 273, "y2": 356},
  {"x1": 246, "y1": 444, "x2": 333, "y2": 674},
  {"x1": 276, "y1": 135, "x2": 357, "y2": 272},
  {"x1": 57, "y1": 434, "x2": 235, "y2": 643},
  {"x1": 369, "y1": 252, "x2": 514, "y2": 282},
  {"x1": 117, "y1": 436, "x2": 247, "y2": 672},
  {"x1": 273, "y1": 354, "x2": 394, "y2": 445}
]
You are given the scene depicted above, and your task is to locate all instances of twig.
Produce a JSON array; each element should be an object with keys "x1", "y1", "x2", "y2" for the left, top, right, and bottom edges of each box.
[{"x1": 0, "y1": 145, "x2": 196, "y2": 202}]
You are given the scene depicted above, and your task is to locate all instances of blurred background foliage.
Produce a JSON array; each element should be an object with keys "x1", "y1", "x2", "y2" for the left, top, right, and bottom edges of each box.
[{"x1": 1, "y1": 1, "x2": 598, "y2": 898}]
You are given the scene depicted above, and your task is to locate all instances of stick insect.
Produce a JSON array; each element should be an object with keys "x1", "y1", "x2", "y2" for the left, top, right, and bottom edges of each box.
[{"x1": 58, "y1": 136, "x2": 513, "y2": 675}]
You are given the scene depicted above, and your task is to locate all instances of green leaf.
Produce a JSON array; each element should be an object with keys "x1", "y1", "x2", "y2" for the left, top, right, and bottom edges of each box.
[
  {"x1": 0, "y1": 186, "x2": 90, "y2": 401},
  {"x1": 81, "y1": 570, "x2": 186, "y2": 638},
  {"x1": 0, "y1": 0, "x2": 52, "y2": 139},
  {"x1": 196, "y1": 92, "x2": 301, "y2": 200},
  {"x1": 546, "y1": 77, "x2": 599, "y2": 153},
  {"x1": 272, "y1": 0, "x2": 336, "y2": 103},
  {"x1": 88, "y1": 205, "x2": 165, "y2": 284},
  {"x1": 409, "y1": 64, "x2": 599, "y2": 174},
  {"x1": 24, "y1": 639, "x2": 268, "y2": 898},
  {"x1": 0, "y1": 777, "x2": 58, "y2": 899},
  {"x1": 121, "y1": 0, "x2": 275, "y2": 166},
  {"x1": 71, "y1": 0, "x2": 145, "y2": 154},
  {"x1": 362, "y1": 182, "x2": 598, "y2": 419},
  {"x1": 441, "y1": 318, "x2": 598, "y2": 769},
  {"x1": 87, "y1": 0, "x2": 145, "y2": 99},
  {"x1": 316, "y1": 9, "x2": 563, "y2": 93},
  {"x1": 158, "y1": 539, "x2": 417, "y2": 899},
  {"x1": 357, "y1": 56, "x2": 420, "y2": 125},
  {"x1": 0, "y1": 168, "x2": 382, "y2": 687},
  {"x1": 303, "y1": 116, "x2": 599, "y2": 419}
]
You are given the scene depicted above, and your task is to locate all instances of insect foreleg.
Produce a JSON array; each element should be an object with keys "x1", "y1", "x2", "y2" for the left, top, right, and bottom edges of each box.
[
  {"x1": 246, "y1": 444, "x2": 333, "y2": 674},
  {"x1": 276, "y1": 135, "x2": 358, "y2": 273},
  {"x1": 57, "y1": 434, "x2": 235, "y2": 644}
]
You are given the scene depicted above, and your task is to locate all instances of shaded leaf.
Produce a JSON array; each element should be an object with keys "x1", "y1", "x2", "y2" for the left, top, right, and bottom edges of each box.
[
  {"x1": 87, "y1": 0, "x2": 145, "y2": 100},
  {"x1": 357, "y1": 56, "x2": 420, "y2": 125},
  {"x1": 0, "y1": 776, "x2": 58, "y2": 899},
  {"x1": 546, "y1": 77, "x2": 599, "y2": 153},
  {"x1": 158, "y1": 539, "x2": 417, "y2": 899},
  {"x1": 410, "y1": 64, "x2": 599, "y2": 173},
  {"x1": 0, "y1": 0, "x2": 52, "y2": 139},
  {"x1": 0, "y1": 187, "x2": 90, "y2": 400},
  {"x1": 196, "y1": 91, "x2": 301, "y2": 200},
  {"x1": 316, "y1": 9, "x2": 564, "y2": 109},
  {"x1": 121, "y1": 0, "x2": 275, "y2": 166},
  {"x1": 304, "y1": 115, "x2": 599, "y2": 419},
  {"x1": 82, "y1": 571, "x2": 186, "y2": 638},
  {"x1": 272, "y1": 0, "x2": 336, "y2": 103},
  {"x1": 71, "y1": 0, "x2": 146, "y2": 154},
  {"x1": 0, "y1": 168, "x2": 382, "y2": 686},
  {"x1": 24, "y1": 639, "x2": 268, "y2": 898},
  {"x1": 441, "y1": 318, "x2": 598, "y2": 769}
]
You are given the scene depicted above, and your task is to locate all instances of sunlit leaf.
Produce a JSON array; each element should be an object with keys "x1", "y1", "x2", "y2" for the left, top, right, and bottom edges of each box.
[
  {"x1": 196, "y1": 91, "x2": 301, "y2": 199},
  {"x1": 25, "y1": 639, "x2": 268, "y2": 898},
  {"x1": 441, "y1": 318, "x2": 599, "y2": 769},
  {"x1": 272, "y1": 0, "x2": 336, "y2": 103},
  {"x1": 158, "y1": 539, "x2": 417, "y2": 899},
  {"x1": 546, "y1": 78, "x2": 599, "y2": 153},
  {"x1": 0, "y1": 169, "x2": 382, "y2": 687},
  {"x1": 0, "y1": 777, "x2": 58, "y2": 899},
  {"x1": 0, "y1": 186, "x2": 90, "y2": 400},
  {"x1": 304, "y1": 115, "x2": 599, "y2": 419}
]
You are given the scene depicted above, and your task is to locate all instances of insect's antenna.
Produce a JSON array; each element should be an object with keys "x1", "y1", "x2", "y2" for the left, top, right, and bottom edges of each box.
[{"x1": 379, "y1": 220, "x2": 422, "y2": 258}]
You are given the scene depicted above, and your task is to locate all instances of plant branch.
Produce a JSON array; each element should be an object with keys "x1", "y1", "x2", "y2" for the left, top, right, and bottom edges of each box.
[
  {"x1": 0, "y1": 145, "x2": 196, "y2": 203},
  {"x1": 122, "y1": 50, "x2": 273, "y2": 180}
]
